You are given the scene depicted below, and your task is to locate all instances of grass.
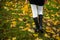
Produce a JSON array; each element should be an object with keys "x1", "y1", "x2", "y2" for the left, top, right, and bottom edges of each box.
[{"x1": 0, "y1": 0, "x2": 60, "y2": 40}]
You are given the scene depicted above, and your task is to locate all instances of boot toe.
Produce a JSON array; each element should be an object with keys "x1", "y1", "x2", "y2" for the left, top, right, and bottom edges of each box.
[{"x1": 34, "y1": 28, "x2": 39, "y2": 33}]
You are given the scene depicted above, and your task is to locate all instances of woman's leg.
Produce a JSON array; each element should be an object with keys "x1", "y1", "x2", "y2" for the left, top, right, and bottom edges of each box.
[
  {"x1": 30, "y1": 4, "x2": 39, "y2": 31},
  {"x1": 37, "y1": 6, "x2": 43, "y2": 30},
  {"x1": 30, "y1": 4, "x2": 38, "y2": 18}
]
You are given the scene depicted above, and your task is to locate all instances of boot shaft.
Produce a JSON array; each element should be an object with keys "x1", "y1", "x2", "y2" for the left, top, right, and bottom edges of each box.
[
  {"x1": 33, "y1": 17, "x2": 40, "y2": 29},
  {"x1": 38, "y1": 15, "x2": 43, "y2": 28}
]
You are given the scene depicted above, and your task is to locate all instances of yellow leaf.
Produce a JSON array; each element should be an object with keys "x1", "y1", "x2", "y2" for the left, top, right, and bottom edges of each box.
[
  {"x1": 33, "y1": 34, "x2": 38, "y2": 37},
  {"x1": 53, "y1": 27, "x2": 56, "y2": 31},
  {"x1": 6, "y1": 20, "x2": 9, "y2": 22},
  {"x1": 12, "y1": 13, "x2": 16, "y2": 14},
  {"x1": 47, "y1": 2, "x2": 50, "y2": 5},
  {"x1": 11, "y1": 21, "x2": 16, "y2": 24},
  {"x1": 54, "y1": 21, "x2": 58, "y2": 25},
  {"x1": 51, "y1": 14, "x2": 55, "y2": 17},
  {"x1": 35, "y1": 38, "x2": 43, "y2": 40},
  {"x1": 57, "y1": 29, "x2": 60, "y2": 32},
  {"x1": 44, "y1": 33, "x2": 50, "y2": 38},
  {"x1": 23, "y1": 27, "x2": 30, "y2": 31},
  {"x1": 26, "y1": 23, "x2": 30, "y2": 27},
  {"x1": 4, "y1": 6, "x2": 8, "y2": 9},
  {"x1": 51, "y1": 10, "x2": 53, "y2": 12},
  {"x1": 29, "y1": 13, "x2": 32, "y2": 17},
  {"x1": 19, "y1": 26, "x2": 24, "y2": 29},
  {"x1": 11, "y1": 18, "x2": 16, "y2": 21},
  {"x1": 10, "y1": 7, "x2": 14, "y2": 10},
  {"x1": 11, "y1": 21, "x2": 17, "y2": 28},
  {"x1": 46, "y1": 16, "x2": 50, "y2": 19},
  {"x1": 51, "y1": 31, "x2": 55, "y2": 34},
  {"x1": 8, "y1": 39, "x2": 11, "y2": 40},
  {"x1": 52, "y1": 34, "x2": 56, "y2": 38},
  {"x1": 32, "y1": 22, "x2": 35, "y2": 28},
  {"x1": 46, "y1": 27, "x2": 52, "y2": 32},
  {"x1": 55, "y1": 13, "x2": 59, "y2": 17},
  {"x1": 22, "y1": 4, "x2": 28, "y2": 13},
  {"x1": 18, "y1": 18, "x2": 23, "y2": 21},
  {"x1": 39, "y1": 39, "x2": 43, "y2": 40},
  {"x1": 47, "y1": 23, "x2": 50, "y2": 26},
  {"x1": 32, "y1": 22, "x2": 35, "y2": 25},
  {"x1": 12, "y1": 37, "x2": 16, "y2": 40},
  {"x1": 56, "y1": 36, "x2": 60, "y2": 40},
  {"x1": 28, "y1": 29, "x2": 34, "y2": 33}
]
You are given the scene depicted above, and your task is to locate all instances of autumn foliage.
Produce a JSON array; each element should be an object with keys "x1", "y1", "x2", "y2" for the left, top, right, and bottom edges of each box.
[{"x1": 0, "y1": 0, "x2": 60, "y2": 40}]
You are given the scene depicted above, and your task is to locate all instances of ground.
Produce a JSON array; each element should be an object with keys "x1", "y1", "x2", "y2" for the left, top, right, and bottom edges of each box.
[{"x1": 0, "y1": 0, "x2": 60, "y2": 40}]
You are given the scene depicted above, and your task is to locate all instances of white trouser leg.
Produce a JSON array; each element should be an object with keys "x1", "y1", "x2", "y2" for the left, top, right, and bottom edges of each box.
[
  {"x1": 37, "y1": 6, "x2": 43, "y2": 15},
  {"x1": 30, "y1": 4, "x2": 38, "y2": 18}
]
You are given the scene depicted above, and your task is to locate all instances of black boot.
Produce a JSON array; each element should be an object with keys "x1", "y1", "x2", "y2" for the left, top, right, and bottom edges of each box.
[
  {"x1": 38, "y1": 15, "x2": 43, "y2": 29},
  {"x1": 38, "y1": 15, "x2": 44, "y2": 33},
  {"x1": 33, "y1": 17, "x2": 40, "y2": 33}
]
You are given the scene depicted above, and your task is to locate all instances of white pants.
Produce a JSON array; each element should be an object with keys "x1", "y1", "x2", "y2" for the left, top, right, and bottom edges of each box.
[{"x1": 31, "y1": 4, "x2": 43, "y2": 18}]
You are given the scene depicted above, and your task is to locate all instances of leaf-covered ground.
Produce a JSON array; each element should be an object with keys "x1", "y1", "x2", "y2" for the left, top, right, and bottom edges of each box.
[{"x1": 0, "y1": 0, "x2": 60, "y2": 40}]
